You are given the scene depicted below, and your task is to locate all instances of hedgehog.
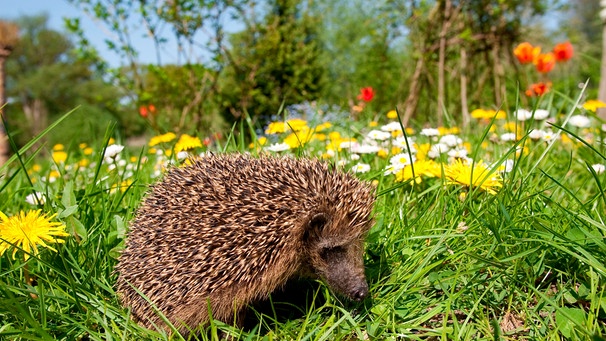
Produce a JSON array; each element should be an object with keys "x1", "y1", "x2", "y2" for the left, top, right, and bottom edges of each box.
[{"x1": 115, "y1": 153, "x2": 376, "y2": 334}]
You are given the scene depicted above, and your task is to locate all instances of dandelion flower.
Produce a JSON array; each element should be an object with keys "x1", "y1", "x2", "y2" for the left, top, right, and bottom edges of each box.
[
  {"x1": 174, "y1": 135, "x2": 202, "y2": 152},
  {"x1": 445, "y1": 159, "x2": 502, "y2": 195},
  {"x1": 582, "y1": 100, "x2": 606, "y2": 113},
  {"x1": 52, "y1": 151, "x2": 68, "y2": 164},
  {"x1": 386, "y1": 110, "x2": 398, "y2": 119},
  {"x1": 0, "y1": 210, "x2": 69, "y2": 260},
  {"x1": 395, "y1": 160, "x2": 440, "y2": 183},
  {"x1": 149, "y1": 132, "x2": 177, "y2": 147}
]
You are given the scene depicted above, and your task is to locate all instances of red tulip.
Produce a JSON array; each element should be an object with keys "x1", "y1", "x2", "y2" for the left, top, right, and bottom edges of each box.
[
  {"x1": 514, "y1": 42, "x2": 540, "y2": 64},
  {"x1": 357, "y1": 87, "x2": 375, "y2": 102},
  {"x1": 553, "y1": 42, "x2": 573, "y2": 62},
  {"x1": 525, "y1": 82, "x2": 551, "y2": 97},
  {"x1": 139, "y1": 106, "x2": 149, "y2": 118},
  {"x1": 535, "y1": 53, "x2": 556, "y2": 73}
]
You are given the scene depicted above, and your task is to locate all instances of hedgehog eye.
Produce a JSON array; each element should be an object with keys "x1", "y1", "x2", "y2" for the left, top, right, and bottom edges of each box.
[
  {"x1": 320, "y1": 245, "x2": 345, "y2": 260},
  {"x1": 308, "y1": 212, "x2": 328, "y2": 230}
]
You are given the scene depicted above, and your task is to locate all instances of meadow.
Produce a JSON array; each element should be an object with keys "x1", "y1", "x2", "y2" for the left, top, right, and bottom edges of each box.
[{"x1": 1, "y1": 86, "x2": 606, "y2": 340}]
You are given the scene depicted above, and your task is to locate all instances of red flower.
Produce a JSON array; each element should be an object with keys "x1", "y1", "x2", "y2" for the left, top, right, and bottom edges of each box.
[
  {"x1": 535, "y1": 53, "x2": 555, "y2": 73},
  {"x1": 357, "y1": 87, "x2": 375, "y2": 102},
  {"x1": 139, "y1": 106, "x2": 149, "y2": 118},
  {"x1": 148, "y1": 104, "x2": 157, "y2": 113},
  {"x1": 514, "y1": 42, "x2": 540, "y2": 64},
  {"x1": 553, "y1": 41, "x2": 573, "y2": 62},
  {"x1": 525, "y1": 82, "x2": 551, "y2": 97}
]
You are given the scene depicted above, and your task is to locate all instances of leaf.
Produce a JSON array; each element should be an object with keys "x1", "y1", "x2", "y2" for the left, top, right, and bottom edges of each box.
[
  {"x1": 58, "y1": 205, "x2": 78, "y2": 219},
  {"x1": 555, "y1": 307, "x2": 585, "y2": 338}
]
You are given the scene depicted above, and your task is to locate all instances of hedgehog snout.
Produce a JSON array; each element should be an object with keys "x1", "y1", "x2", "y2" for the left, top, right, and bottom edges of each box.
[{"x1": 351, "y1": 282, "x2": 369, "y2": 301}]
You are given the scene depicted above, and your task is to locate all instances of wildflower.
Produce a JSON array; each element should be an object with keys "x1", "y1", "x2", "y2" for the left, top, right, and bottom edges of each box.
[
  {"x1": 500, "y1": 133, "x2": 517, "y2": 142},
  {"x1": 445, "y1": 159, "x2": 502, "y2": 195},
  {"x1": 392, "y1": 136, "x2": 416, "y2": 152},
  {"x1": 582, "y1": 99, "x2": 606, "y2": 112},
  {"x1": 367, "y1": 130, "x2": 391, "y2": 141},
  {"x1": 439, "y1": 134, "x2": 462, "y2": 147},
  {"x1": 139, "y1": 106, "x2": 149, "y2": 118},
  {"x1": 104, "y1": 144, "x2": 125, "y2": 159},
  {"x1": 174, "y1": 134, "x2": 202, "y2": 152},
  {"x1": 357, "y1": 87, "x2": 375, "y2": 102},
  {"x1": 499, "y1": 159, "x2": 515, "y2": 173},
  {"x1": 568, "y1": 115, "x2": 591, "y2": 128},
  {"x1": 386, "y1": 110, "x2": 398, "y2": 119},
  {"x1": 515, "y1": 109, "x2": 532, "y2": 121},
  {"x1": 351, "y1": 144, "x2": 380, "y2": 154},
  {"x1": 471, "y1": 109, "x2": 506, "y2": 120},
  {"x1": 420, "y1": 128, "x2": 440, "y2": 137},
  {"x1": 427, "y1": 143, "x2": 449, "y2": 159},
  {"x1": 381, "y1": 121, "x2": 404, "y2": 132},
  {"x1": 265, "y1": 143, "x2": 290, "y2": 152},
  {"x1": 351, "y1": 163, "x2": 371, "y2": 173},
  {"x1": 591, "y1": 164, "x2": 605, "y2": 174},
  {"x1": 525, "y1": 82, "x2": 551, "y2": 97},
  {"x1": 395, "y1": 160, "x2": 440, "y2": 184},
  {"x1": 0, "y1": 210, "x2": 69, "y2": 260},
  {"x1": 149, "y1": 132, "x2": 177, "y2": 147},
  {"x1": 541, "y1": 130, "x2": 560, "y2": 142},
  {"x1": 52, "y1": 151, "x2": 68, "y2": 164},
  {"x1": 390, "y1": 153, "x2": 415, "y2": 170},
  {"x1": 52, "y1": 144, "x2": 64, "y2": 151},
  {"x1": 553, "y1": 42, "x2": 573, "y2": 62},
  {"x1": 535, "y1": 53, "x2": 556, "y2": 73},
  {"x1": 448, "y1": 148, "x2": 469, "y2": 159},
  {"x1": 176, "y1": 151, "x2": 189, "y2": 160},
  {"x1": 533, "y1": 109, "x2": 550, "y2": 120},
  {"x1": 528, "y1": 129, "x2": 545, "y2": 140},
  {"x1": 514, "y1": 42, "x2": 540, "y2": 64},
  {"x1": 369, "y1": 121, "x2": 378, "y2": 127},
  {"x1": 83, "y1": 147, "x2": 93, "y2": 155},
  {"x1": 25, "y1": 193, "x2": 46, "y2": 206}
]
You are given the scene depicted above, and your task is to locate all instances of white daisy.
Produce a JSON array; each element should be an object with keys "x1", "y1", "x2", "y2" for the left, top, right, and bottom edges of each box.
[
  {"x1": 265, "y1": 143, "x2": 291, "y2": 152},
  {"x1": 351, "y1": 163, "x2": 371, "y2": 173}
]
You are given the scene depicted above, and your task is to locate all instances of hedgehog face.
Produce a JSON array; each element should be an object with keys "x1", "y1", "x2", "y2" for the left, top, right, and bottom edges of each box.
[{"x1": 304, "y1": 212, "x2": 372, "y2": 301}]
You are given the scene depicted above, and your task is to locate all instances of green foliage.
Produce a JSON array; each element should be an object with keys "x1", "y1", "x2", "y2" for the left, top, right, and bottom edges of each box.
[
  {"x1": 218, "y1": 0, "x2": 326, "y2": 124},
  {"x1": 4, "y1": 14, "x2": 137, "y2": 147}
]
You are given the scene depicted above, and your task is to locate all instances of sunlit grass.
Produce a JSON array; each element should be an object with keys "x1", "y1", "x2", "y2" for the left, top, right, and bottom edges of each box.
[{"x1": 0, "y1": 91, "x2": 606, "y2": 340}]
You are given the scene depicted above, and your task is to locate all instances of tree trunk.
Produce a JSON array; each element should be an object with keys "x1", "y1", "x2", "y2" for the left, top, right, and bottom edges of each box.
[{"x1": 400, "y1": 57, "x2": 425, "y2": 126}]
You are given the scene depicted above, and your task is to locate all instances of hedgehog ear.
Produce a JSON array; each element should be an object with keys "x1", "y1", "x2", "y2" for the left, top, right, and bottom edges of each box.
[{"x1": 308, "y1": 212, "x2": 328, "y2": 231}]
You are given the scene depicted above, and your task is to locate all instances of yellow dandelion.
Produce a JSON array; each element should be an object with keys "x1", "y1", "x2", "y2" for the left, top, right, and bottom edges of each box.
[
  {"x1": 395, "y1": 160, "x2": 441, "y2": 184},
  {"x1": 52, "y1": 151, "x2": 68, "y2": 164},
  {"x1": 149, "y1": 132, "x2": 177, "y2": 147},
  {"x1": 31, "y1": 164, "x2": 42, "y2": 172},
  {"x1": 503, "y1": 122, "x2": 517, "y2": 132},
  {"x1": 174, "y1": 134, "x2": 203, "y2": 152},
  {"x1": 377, "y1": 149, "x2": 389, "y2": 158},
  {"x1": 78, "y1": 159, "x2": 90, "y2": 168},
  {"x1": 582, "y1": 99, "x2": 606, "y2": 112},
  {"x1": 415, "y1": 143, "x2": 431, "y2": 161},
  {"x1": 387, "y1": 110, "x2": 398, "y2": 119},
  {"x1": 315, "y1": 122, "x2": 332, "y2": 132},
  {"x1": 265, "y1": 122, "x2": 287, "y2": 135},
  {"x1": 369, "y1": 121, "x2": 378, "y2": 127},
  {"x1": 445, "y1": 159, "x2": 502, "y2": 195},
  {"x1": 79, "y1": 143, "x2": 88, "y2": 149},
  {"x1": 83, "y1": 147, "x2": 93, "y2": 156},
  {"x1": 52, "y1": 144, "x2": 64, "y2": 151},
  {"x1": 0, "y1": 210, "x2": 69, "y2": 260}
]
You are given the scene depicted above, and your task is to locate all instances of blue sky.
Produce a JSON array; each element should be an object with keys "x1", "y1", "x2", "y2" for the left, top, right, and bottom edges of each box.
[{"x1": 2, "y1": 0, "x2": 176, "y2": 66}]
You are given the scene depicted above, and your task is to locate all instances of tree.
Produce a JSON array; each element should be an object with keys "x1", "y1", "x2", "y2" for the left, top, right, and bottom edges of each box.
[
  {"x1": 218, "y1": 0, "x2": 325, "y2": 124},
  {"x1": 5, "y1": 15, "x2": 126, "y2": 147},
  {"x1": 0, "y1": 20, "x2": 19, "y2": 166}
]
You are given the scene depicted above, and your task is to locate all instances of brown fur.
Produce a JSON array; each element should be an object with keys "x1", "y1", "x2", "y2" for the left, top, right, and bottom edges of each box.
[{"x1": 115, "y1": 153, "x2": 375, "y2": 334}]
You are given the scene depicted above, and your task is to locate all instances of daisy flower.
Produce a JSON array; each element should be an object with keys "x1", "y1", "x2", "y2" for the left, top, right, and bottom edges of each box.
[{"x1": 351, "y1": 163, "x2": 371, "y2": 173}]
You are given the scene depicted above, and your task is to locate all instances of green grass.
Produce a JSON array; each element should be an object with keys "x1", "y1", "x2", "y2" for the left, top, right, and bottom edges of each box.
[{"x1": 1, "y1": 91, "x2": 606, "y2": 340}]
